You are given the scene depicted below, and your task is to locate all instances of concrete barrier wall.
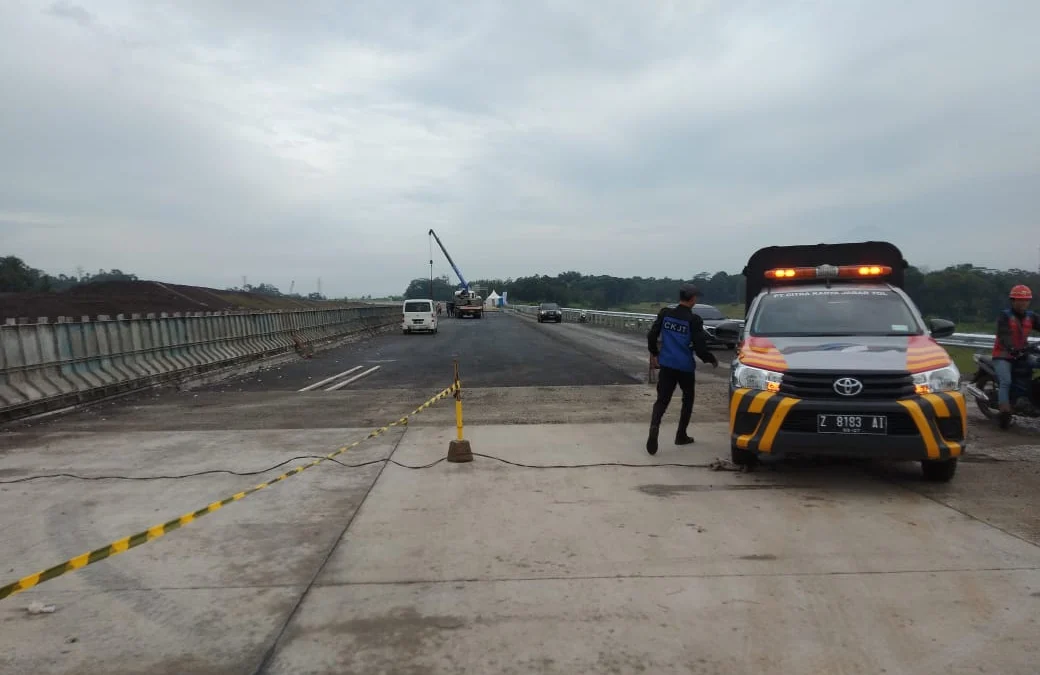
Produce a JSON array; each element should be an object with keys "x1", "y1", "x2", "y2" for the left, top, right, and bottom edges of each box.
[{"x1": 0, "y1": 306, "x2": 398, "y2": 421}]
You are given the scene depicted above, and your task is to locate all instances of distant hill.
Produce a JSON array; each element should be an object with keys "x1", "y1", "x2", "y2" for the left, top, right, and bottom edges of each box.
[{"x1": 0, "y1": 279, "x2": 367, "y2": 322}]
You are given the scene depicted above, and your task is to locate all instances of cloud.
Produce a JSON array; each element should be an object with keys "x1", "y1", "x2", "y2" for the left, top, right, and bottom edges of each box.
[
  {"x1": 1, "y1": 0, "x2": 1039, "y2": 297},
  {"x1": 44, "y1": 1, "x2": 94, "y2": 27}
]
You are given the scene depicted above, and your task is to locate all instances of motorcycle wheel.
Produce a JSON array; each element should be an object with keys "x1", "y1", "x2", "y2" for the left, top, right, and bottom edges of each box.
[{"x1": 972, "y1": 371, "x2": 1001, "y2": 421}]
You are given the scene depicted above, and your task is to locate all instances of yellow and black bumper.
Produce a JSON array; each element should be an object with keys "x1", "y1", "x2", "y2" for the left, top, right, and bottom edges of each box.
[{"x1": 729, "y1": 388, "x2": 968, "y2": 461}]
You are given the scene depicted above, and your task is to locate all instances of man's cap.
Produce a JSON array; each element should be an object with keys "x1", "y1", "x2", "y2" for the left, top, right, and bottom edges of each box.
[{"x1": 679, "y1": 284, "x2": 701, "y2": 301}]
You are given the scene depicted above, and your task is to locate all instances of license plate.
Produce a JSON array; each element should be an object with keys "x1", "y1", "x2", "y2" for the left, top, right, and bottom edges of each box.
[
  {"x1": 817, "y1": 414, "x2": 887, "y2": 435},
  {"x1": 412, "y1": 319, "x2": 424, "y2": 324}
]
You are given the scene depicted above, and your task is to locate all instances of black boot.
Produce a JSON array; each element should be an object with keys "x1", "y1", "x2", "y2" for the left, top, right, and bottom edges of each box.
[
  {"x1": 676, "y1": 398, "x2": 694, "y2": 445},
  {"x1": 646, "y1": 425, "x2": 659, "y2": 455}
]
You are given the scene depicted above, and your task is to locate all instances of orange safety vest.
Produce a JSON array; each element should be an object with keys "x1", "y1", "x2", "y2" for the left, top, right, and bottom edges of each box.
[{"x1": 992, "y1": 309, "x2": 1035, "y2": 358}]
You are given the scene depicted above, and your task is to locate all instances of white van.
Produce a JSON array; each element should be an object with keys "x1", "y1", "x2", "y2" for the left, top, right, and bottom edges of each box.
[{"x1": 402, "y1": 299, "x2": 437, "y2": 334}]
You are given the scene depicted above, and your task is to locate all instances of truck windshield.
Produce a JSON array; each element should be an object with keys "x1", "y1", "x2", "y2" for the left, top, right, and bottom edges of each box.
[{"x1": 750, "y1": 288, "x2": 923, "y2": 337}]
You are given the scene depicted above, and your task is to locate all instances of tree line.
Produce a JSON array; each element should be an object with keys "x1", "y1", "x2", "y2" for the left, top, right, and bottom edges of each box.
[
  {"x1": 222, "y1": 282, "x2": 327, "y2": 300},
  {"x1": 6, "y1": 253, "x2": 1036, "y2": 325},
  {"x1": 0, "y1": 255, "x2": 139, "y2": 292},
  {"x1": 405, "y1": 264, "x2": 1040, "y2": 325},
  {"x1": 0, "y1": 255, "x2": 334, "y2": 301}
]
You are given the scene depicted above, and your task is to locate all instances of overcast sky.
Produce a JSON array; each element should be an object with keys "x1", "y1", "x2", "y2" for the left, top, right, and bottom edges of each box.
[{"x1": 2, "y1": 1, "x2": 1039, "y2": 297}]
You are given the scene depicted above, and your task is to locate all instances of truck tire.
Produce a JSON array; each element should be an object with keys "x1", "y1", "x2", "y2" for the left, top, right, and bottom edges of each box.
[
  {"x1": 730, "y1": 443, "x2": 758, "y2": 468},
  {"x1": 921, "y1": 458, "x2": 957, "y2": 482}
]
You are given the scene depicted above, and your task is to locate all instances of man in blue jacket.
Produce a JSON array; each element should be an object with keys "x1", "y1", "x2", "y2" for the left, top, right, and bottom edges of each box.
[{"x1": 646, "y1": 284, "x2": 719, "y2": 454}]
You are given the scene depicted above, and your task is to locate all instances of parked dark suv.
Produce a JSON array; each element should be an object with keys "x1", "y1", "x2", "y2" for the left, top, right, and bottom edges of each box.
[
  {"x1": 538, "y1": 303, "x2": 563, "y2": 323},
  {"x1": 693, "y1": 304, "x2": 739, "y2": 350}
]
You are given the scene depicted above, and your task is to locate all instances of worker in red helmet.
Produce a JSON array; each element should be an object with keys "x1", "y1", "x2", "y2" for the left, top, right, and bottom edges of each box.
[{"x1": 992, "y1": 284, "x2": 1039, "y2": 418}]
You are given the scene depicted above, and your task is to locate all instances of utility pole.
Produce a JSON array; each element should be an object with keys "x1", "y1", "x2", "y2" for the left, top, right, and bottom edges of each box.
[{"x1": 429, "y1": 236, "x2": 434, "y2": 300}]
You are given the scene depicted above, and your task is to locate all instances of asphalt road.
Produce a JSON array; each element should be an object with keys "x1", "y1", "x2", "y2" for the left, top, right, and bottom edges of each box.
[{"x1": 204, "y1": 310, "x2": 641, "y2": 393}]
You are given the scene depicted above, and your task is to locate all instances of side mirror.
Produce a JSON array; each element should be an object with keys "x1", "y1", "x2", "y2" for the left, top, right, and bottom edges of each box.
[
  {"x1": 714, "y1": 320, "x2": 743, "y2": 343},
  {"x1": 928, "y1": 318, "x2": 955, "y2": 339}
]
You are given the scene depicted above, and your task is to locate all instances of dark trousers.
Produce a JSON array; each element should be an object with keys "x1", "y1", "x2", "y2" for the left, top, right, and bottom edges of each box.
[{"x1": 650, "y1": 366, "x2": 696, "y2": 434}]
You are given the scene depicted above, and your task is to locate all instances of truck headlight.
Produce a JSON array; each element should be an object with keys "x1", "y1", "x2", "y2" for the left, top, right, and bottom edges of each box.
[
  {"x1": 732, "y1": 363, "x2": 783, "y2": 392},
  {"x1": 913, "y1": 364, "x2": 961, "y2": 393}
]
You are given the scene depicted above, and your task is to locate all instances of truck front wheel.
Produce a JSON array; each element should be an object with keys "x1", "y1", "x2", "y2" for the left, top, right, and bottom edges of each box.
[
  {"x1": 921, "y1": 458, "x2": 957, "y2": 482},
  {"x1": 730, "y1": 443, "x2": 758, "y2": 469}
]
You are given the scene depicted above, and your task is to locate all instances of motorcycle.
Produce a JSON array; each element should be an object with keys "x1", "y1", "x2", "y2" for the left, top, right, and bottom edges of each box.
[
  {"x1": 965, "y1": 343, "x2": 1040, "y2": 429},
  {"x1": 579, "y1": 310, "x2": 588, "y2": 323}
]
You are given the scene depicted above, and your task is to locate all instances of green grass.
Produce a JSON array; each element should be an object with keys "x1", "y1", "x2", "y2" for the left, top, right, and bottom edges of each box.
[
  {"x1": 945, "y1": 345, "x2": 982, "y2": 376},
  {"x1": 714, "y1": 303, "x2": 745, "y2": 318},
  {"x1": 615, "y1": 301, "x2": 670, "y2": 314},
  {"x1": 949, "y1": 321, "x2": 991, "y2": 334}
]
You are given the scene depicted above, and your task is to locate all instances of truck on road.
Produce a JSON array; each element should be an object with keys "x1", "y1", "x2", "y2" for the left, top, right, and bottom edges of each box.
[
  {"x1": 453, "y1": 285, "x2": 485, "y2": 319},
  {"x1": 712, "y1": 241, "x2": 965, "y2": 482},
  {"x1": 429, "y1": 229, "x2": 484, "y2": 319}
]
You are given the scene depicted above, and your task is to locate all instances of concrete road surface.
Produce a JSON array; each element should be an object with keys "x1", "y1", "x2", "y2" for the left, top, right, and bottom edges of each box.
[{"x1": 1, "y1": 311, "x2": 1038, "y2": 674}]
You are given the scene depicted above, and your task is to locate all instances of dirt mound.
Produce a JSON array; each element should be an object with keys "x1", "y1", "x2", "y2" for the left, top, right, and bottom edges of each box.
[{"x1": 0, "y1": 280, "x2": 364, "y2": 322}]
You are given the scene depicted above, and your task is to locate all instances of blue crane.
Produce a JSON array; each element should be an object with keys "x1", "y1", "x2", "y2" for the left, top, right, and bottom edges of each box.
[{"x1": 428, "y1": 229, "x2": 470, "y2": 294}]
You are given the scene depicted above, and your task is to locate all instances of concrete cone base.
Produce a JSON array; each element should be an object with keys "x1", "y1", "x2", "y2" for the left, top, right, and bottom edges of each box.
[{"x1": 447, "y1": 439, "x2": 473, "y2": 463}]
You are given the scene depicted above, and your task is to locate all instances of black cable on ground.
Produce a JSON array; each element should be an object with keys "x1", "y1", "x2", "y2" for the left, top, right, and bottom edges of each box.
[
  {"x1": 0, "y1": 452, "x2": 730, "y2": 484},
  {"x1": 470, "y1": 453, "x2": 716, "y2": 469},
  {"x1": 0, "y1": 455, "x2": 357, "y2": 484}
]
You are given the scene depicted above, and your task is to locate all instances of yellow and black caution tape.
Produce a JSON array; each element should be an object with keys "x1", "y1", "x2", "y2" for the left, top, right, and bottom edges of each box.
[{"x1": 0, "y1": 382, "x2": 459, "y2": 601}]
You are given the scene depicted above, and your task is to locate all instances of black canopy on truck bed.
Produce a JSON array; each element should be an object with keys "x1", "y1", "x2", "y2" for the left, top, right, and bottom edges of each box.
[{"x1": 740, "y1": 241, "x2": 909, "y2": 315}]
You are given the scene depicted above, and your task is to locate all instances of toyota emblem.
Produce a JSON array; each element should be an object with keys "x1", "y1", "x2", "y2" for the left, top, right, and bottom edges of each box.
[{"x1": 833, "y1": 377, "x2": 864, "y2": 396}]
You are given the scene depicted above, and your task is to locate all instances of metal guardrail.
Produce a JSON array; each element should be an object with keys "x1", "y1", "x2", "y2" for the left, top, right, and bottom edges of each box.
[
  {"x1": 508, "y1": 305, "x2": 743, "y2": 337},
  {"x1": 509, "y1": 305, "x2": 1037, "y2": 350},
  {"x1": 935, "y1": 333, "x2": 1038, "y2": 349}
]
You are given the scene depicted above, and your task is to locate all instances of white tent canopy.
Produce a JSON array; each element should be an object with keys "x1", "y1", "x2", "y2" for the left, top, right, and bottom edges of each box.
[{"x1": 485, "y1": 290, "x2": 501, "y2": 307}]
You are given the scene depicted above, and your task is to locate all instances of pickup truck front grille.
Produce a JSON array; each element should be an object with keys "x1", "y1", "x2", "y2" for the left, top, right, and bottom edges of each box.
[{"x1": 780, "y1": 371, "x2": 915, "y2": 400}]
